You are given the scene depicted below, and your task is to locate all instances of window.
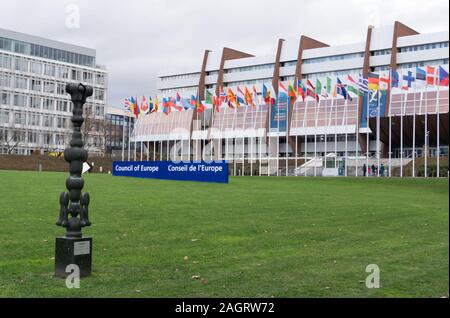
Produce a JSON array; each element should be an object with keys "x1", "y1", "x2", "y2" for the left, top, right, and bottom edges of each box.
[
  {"x1": 14, "y1": 76, "x2": 28, "y2": 89},
  {"x1": 31, "y1": 79, "x2": 41, "y2": 92},
  {"x1": 43, "y1": 98, "x2": 54, "y2": 110},
  {"x1": 95, "y1": 73, "x2": 105, "y2": 85},
  {"x1": 28, "y1": 113, "x2": 40, "y2": 126},
  {"x1": 14, "y1": 58, "x2": 28, "y2": 72},
  {"x1": 44, "y1": 64, "x2": 56, "y2": 77},
  {"x1": 0, "y1": 55, "x2": 12, "y2": 69},
  {"x1": 29, "y1": 96, "x2": 41, "y2": 109},
  {"x1": 13, "y1": 94, "x2": 27, "y2": 107},
  {"x1": 56, "y1": 100, "x2": 68, "y2": 112},
  {"x1": 14, "y1": 112, "x2": 26, "y2": 125},
  {"x1": 1, "y1": 92, "x2": 10, "y2": 105},
  {"x1": 28, "y1": 131, "x2": 38, "y2": 143},
  {"x1": 94, "y1": 89, "x2": 104, "y2": 101},
  {"x1": 30, "y1": 62, "x2": 42, "y2": 74},
  {"x1": 0, "y1": 110, "x2": 9, "y2": 123},
  {"x1": 83, "y1": 71, "x2": 93, "y2": 83},
  {"x1": 43, "y1": 115, "x2": 53, "y2": 127},
  {"x1": 0, "y1": 73, "x2": 11, "y2": 87},
  {"x1": 56, "y1": 83, "x2": 66, "y2": 95},
  {"x1": 58, "y1": 66, "x2": 69, "y2": 79},
  {"x1": 43, "y1": 81, "x2": 55, "y2": 93}
]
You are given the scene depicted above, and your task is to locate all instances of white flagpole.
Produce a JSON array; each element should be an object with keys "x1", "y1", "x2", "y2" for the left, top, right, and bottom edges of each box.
[
  {"x1": 303, "y1": 86, "x2": 308, "y2": 177},
  {"x1": 355, "y1": 92, "x2": 359, "y2": 177},
  {"x1": 259, "y1": 101, "x2": 262, "y2": 176},
  {"x1": 140, "y1": 141, "x2": 143, "y2": 161},
  {"x1": 424, "y1": 75, "x2": 428, "y2": 178},
  {"x1": 122, "y1": 113, "x2": 125, "y2": 161},
  {"x1": 436, "y1": 67, "x2": 440, "y2": 177},
  {"x1": 314, "y1": 84, "x2": 318, "y2": 177},
  {"x1": 277, "y1": 89, "x2": 280, "y2": 177},
  {"x1": 388, "y1": 71, "x2": 393, "y2": 177},
  {"x1": 127, "y1": 118, "x2": 131, "y2": 161},
  {"x1": 344, "y1": 93, "x2": 348, "y2": 177},
  {"x1": 153, "y1": 140, "x2": 156, "y2": 161},
  {"x1": 376, "y1": 88, "x2": 380, "y2": 177},
  {"x1": 334, "y1": 91, "x2": 337, "y2": 171},
  {"x1": 412, "y1": 75, "x2": 417, "y2": 177},
  {"x1": 286, "y1": 92, "x2": 289, "y2": 177},
  {"x1": 366, "y1": 89, "x2": 369, "y2": 177},
  {"x1": 400, "y1": 83, "x2": 404, "y2": 178}
]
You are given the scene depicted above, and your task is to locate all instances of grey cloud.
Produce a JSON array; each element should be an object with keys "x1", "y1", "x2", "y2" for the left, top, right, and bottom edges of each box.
[{"x1": 0, "y1": 0, "x2": 448, "y2": 108}]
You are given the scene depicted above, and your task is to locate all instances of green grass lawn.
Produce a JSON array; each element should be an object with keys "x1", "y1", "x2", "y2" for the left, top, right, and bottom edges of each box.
[{"x1": 0, "y1": 170, "x2": 448, "y2": 297}]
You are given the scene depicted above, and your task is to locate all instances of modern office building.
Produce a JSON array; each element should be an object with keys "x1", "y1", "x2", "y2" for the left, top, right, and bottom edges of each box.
[
  {"x1": 133, "y1": 22, "x2": 449, "y2": 177},
  {"x1": 0, "y1": 27, "x2": 108, "y2": 155},
  {"x1": 104, "y1": 106, "x2": 135, "y2": 158}
]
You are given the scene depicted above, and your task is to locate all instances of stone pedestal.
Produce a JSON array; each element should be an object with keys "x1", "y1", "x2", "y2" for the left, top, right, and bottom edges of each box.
[{"x1": 55, "y1": 237, "x2": 92, "y2": 278}]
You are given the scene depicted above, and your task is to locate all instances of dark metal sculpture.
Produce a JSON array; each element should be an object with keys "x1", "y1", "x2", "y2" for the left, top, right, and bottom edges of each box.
[
  {"x1": 54, "y1": 83, "x2": 93, "y2": 278},
  {"x1": 56, "y1": 83, "x2": 93, "y2": 237}
]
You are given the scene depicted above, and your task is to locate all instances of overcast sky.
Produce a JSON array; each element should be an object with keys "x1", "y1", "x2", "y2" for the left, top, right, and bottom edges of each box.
[{"x1": 0, "y1": 0, "x2": 448, "y2": 107}]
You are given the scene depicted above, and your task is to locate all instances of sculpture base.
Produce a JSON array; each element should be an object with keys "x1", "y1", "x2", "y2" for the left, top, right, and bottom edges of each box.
[{"x1": 54, "y1": 236, "x2": 92, "y2": 278}]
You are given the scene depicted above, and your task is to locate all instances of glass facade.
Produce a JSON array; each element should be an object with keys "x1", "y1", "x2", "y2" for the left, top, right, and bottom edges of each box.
[{"x1": 0, "y1": 36, "x2": 95, "y2": 67}]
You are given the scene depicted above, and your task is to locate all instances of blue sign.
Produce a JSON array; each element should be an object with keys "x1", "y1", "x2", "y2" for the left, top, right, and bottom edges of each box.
[
  {"x1": 360, "y1": 90, "x2": 388, "y2": 128},
  {"x1": 112, "y1": 161, "x2": 229, "y2": 183},
  {"x1": 270, "y1": 92, "x2": 289, "y2": 132}
]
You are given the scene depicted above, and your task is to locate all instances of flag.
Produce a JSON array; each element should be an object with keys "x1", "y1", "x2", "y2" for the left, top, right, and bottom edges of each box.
[
  {"x1": 262, "y1": 84, "x2": 270, "y2": 103},
  {"x1": 416, "y1": 67, "x2": 426, "y2": 81},
  {"x1": 176, "y1": 92, "x2": 181, "y2": 102},
  {"x1": 252, "y1": 85, "x2": 259, "y2": 106},
  {"x1": 205, "y1": 90, "x2": 213, "y2": 105},
  {"x1": 306, "y1": 80, "x2": 319, "y2": 102},
  {"x1": 426, "y1": 66, "x2": 436, "y2": 85},
  {"x1": 140, "y1": 96, "x2": 149, "y2": 114},
  {"x1": 391, "y1": 69, "x2": 399, "y2": 88},
  {"x1": 244, "y1": 86, "x2": 255, "y2": 107},
  {"x1": 219, "y1": 86, "x2": 227, "y2": 103},
  {"x1": 368, "y1": 72, "x2": 379, "y2": 91},
  {"x1": 439, "y1": 66, "x2": 449, "y2": 86},
  {"x1": 162, "y1": 97, "x2": 170, "y2": 115},
  {"x1": 124, "y1": 98, "x2": 132, "y2": 112},
  {"x1": 236, "y1": 86, "x2": 246, "y2": 105},
  {"x1": 154, "y1": 96, "x2": 159, "y2": 112},
  {"x1": 326, "y1": 77, "x2": 332, "y2": 95},
  {"x1": 287, "y1": 81, "x2": 297, "y2": 100},
  {"x1": 296, "y1": 79, "x2": 306, "y2": 101},
  {"x1": 227, "y1": 87, "x2": 238, "y2": 107},
  {"x1": 196, "y1": 93, "x2": 206, "y2": 113},
  {"x1": 279, "y1": 82, "x2": 288, "y2": 95},
  {"x1": 358, "y1": 76, "x2": 369, "y2": 94},
  {"x1": 379, "y1": 73, "x2": 389, "y2": 90},
  {"x1": 402, "y1": 71, "x2": 415, "y2": 90},
  {"x1": 336, "y1": 77, "x2": 352, "y2": 101},
  {"x1": 130, "y1": 96, "x2": 139, "y2": 118},
  {"x1": 347, "y1": 75, "x2": 361, "y2": 96}
]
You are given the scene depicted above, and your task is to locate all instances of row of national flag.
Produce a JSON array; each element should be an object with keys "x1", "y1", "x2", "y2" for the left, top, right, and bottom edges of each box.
[{"x1": 124, "y1": 65, "x2": 449, "y2": 117}]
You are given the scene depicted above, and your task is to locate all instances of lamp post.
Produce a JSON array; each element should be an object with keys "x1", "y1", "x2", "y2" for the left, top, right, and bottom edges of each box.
[{"x1": 55, "y1": 83, "x2": 93, "y2": 278}]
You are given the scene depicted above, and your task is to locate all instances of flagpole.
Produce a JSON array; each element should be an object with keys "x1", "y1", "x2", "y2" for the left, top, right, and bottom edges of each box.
[
  {"x1": 334, "y1": 92, "x2": 337, "y2": 172},
  {"x1": 388, "y1": 70, "x2": 393, "y2": 177},
  {"x1": 376, "y1": 88, "x2": 380, "y2": 177},
  {"x1": 344, "y1": 94, "x2": 348, "y2": 177},
  {"x1": 355, "y1": 93, "x2": 359, "y2": 177},
  {"x1": 436, "y1": 67, "x2": 440, "y2": 177},
  {"x1": 412, "y1": 75, "x2": 417, "y2": 177},
  {"x1": 366, "y1": 89, "x2": 369, "y2": 177},
  {"x1": 400, "y1": 82, "x2": 404, "y2": 178},
  {"x1": 424, "y1": 76, "x2": 428, "y2": 178},
  {"x1": 122, "y1": 112, "x2": 125, "y2": 161},
  {"x1": 286, "y1": 93, "x2": 289, "y2": 177},
  {"x1": 314, "y1": 85, "x2": 318, "y2": 177},
  {"x1": 128, "y1": 118, "x2": 131, "y2": 161},
  {"x1": 303, "y1": 85, "x2": 308, "y2": 177},
  {"x1": 277, "y1": 88, "x2": 280, "y2": 177}
]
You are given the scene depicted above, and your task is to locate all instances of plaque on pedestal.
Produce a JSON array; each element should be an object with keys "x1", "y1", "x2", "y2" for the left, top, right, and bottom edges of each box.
[{"x1": 55, "y1": 237, "x2": 92, "y2": 278}]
